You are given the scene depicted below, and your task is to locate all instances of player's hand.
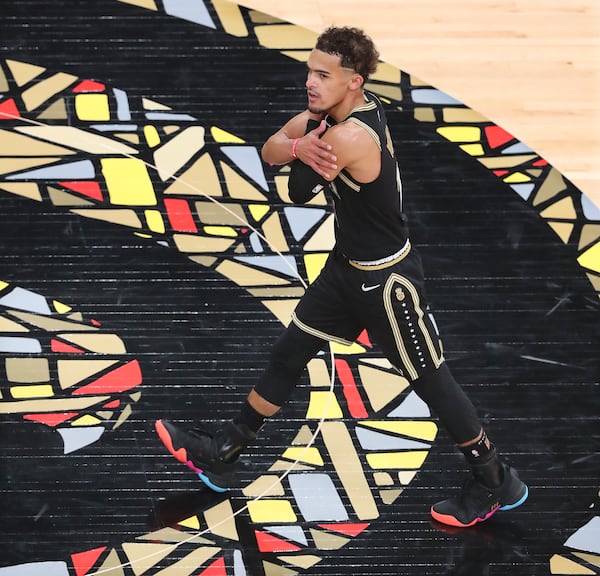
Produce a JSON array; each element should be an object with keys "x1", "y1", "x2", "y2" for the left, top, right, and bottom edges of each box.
[{"x1": 295, "y1": 120, "x2": 337, "y2": 179}]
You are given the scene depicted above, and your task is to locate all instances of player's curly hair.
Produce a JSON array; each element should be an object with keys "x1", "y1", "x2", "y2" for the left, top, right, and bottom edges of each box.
[{"x1": 315, "y1": 26, "x2": 379, "y2": 80}]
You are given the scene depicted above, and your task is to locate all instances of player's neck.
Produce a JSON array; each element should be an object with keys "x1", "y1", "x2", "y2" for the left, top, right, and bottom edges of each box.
[{"x1": 328, "y1": 90, "x2": 366, "y2": 123}]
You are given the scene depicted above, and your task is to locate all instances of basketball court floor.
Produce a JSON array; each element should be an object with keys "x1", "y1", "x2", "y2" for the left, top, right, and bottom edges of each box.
[{"x1": 0, "y1": 2, "x2": 598, "y2": 575}]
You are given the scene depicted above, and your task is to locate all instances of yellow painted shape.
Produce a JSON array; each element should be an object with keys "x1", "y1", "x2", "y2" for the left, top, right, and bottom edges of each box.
[
  {"x1": 540, "y1": 196, "x2": 577, "y2": 220},
  {"x1": 59, "y1": 333, "x2": 126, "y2": 353},
  {"x1": 212, "y1": 0, "x2": 248, "y2": 37},
  {"x1": 262, "y1": 560, "x2": 298, "y2": 576},
  {"x1": 503, "y1": 171, "x2": 531, "y2": 184},
  {"x1": 72, "y1": 208, "x2": 143, "y2": 229},
  {"x1": 53, "y1": 300, "x2": 72, "y2": 314},
  {"x1": 0, "y1": 281, "x2": 8, "y2": 290},
  {"x1": 261, "y1": 212, "x2": 289, "y2": 252},
  {"x1": 366, "y1": 451, "x2": 429, "y2": 470},
  {"x1": 143, "y1": 125, "x2": 160, "y2": 148},
  {"x1": 436, "y1": 126, "x2": 481, "y2": 142},
  {"x1": 249, "y1": 204, "x2": 269, "y2": 221},
  {"x1": 278, "y1": 555, "x2": 322, "y2": 569},
  {"x1": 57, "y1": 359, "x2": 118, "y2": 390},
  {"x1": 101, "y1": 158, "x2": 156, "y2": 206},
  {"x1": 247, "y1": 499, "x2": 297, "y2": 523},
  {"x1": 281, "y1": 447, "x2": 324, "y2": 466},
  {"x1": 309, "y1": 528, "x2": 349, "y2": 550},
  {"x1": 211, "y1": 126, "x2": 245, "y2": 143},
  {"x1": 165, "y1": 153, "x2": 223, "y2": 197},
  {"x1": 6, "y1": 59, "x2": 45, "y2": 86},
  {"x1": 307, "y1": 358, "x2": 331, "y2": 388},
  {"x1": 0, "y1": 183, "x2": 42, "y2": 202},
  {"x1": 0, "y1": 396, "x2": 109, "y2": 414},
  {"x1": 144, "y1": 209, "x2": 165, "y2": 234},
  {"x1": 0, "y1": 317, "x2": 29, "y2": 332},
  {"x1": 304, "y1": 253, "x2": 328, "y2": 283},
  {"x1": 243, "y1": 475, "x2": 285, "y2": 498},
  {"x1": 360, "y1": 420, "x2": 438, "y2": 441},
  {"x1": 122, "y1": 542, "x2": 177, "y2": 576},
  {"x1": 10, "y1": 384, "x2": 53, "y2": 399},
  {"x1": 573, "y1": 552, "x2": 600, "y2": 569},
  {"x1": 304, "y1": 214, "x2": 335, "y2": 252},
  {"x1": 75, "y1": 93, "x2": 110, "y2": 121},
  {"x1": 306, "y1": 391, "x2": 343, "y2": 419},
  {"x1": 548, "y1": 221, "x2": 574, "y2": 244},
  {"x1": 578, "y1": 241, "x2": 600, "y2": 273},
  {"x1": 254, "y1": 24, "x2": 317, "y2": 50},
  {"x1": 460, "y1": 143, "x2": 485, "y2": 156},
  {"x1": 216, "y1": 259, "x2": 291, "y2": 287},
  {"x1": 118, "y1": 0, "x2": 158, "y2": 10},
  {"x1": 262, "y1": 298, "x2": 297, "y2": 326},
  {"x1": 549, "y1": 554, "x2": 595, "y2": 575},
  {"x1": 221, "y1": 162, "x2": 267, "y2": 201},
  {"x1": 71, "y1": 414, "x2": 102, "y2": 426},
  {"x1": 321, "y1": 421, "x2": 379, "y2": 520},
  {"x1": 204, "y1": 499, "x2": 239, "y2": 541},
  {"x1": 154, "y1": 126, "x2": 205, "y2": 182},
  {"x1": 330, "y1": 340, "x2": 366, "y2": 355},
  {"x1": 204, "y1": 225, "x2": 237, "y2": 237},
  {"x1": 0, "y1": 128, "x2": 76, "y2": 156},
  {"x1": 6, "y1": 358, "x2": 49, "y2": 382},
  {"x1": 358, "y1": 364, "x2": 410, "y2": 412}
]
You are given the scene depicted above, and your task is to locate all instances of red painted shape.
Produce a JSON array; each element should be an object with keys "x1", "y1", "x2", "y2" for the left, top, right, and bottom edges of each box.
[
  {"x1": 356, "y1": 329, "x2": 372, "y2": 347},
  {"x1": 72, "y1": 79, "x2": 106, "y2": 93},
  {"x1": 484, "y1": 125, "x2": 514, "y2": 149},
  {"x1": 317, "y1": 522, "x2": 370, "y2": 537},
  {"x1": 71, "y1": 546, "x2": 107, "y2": 576},
  {"x1": 73, "y1": 360, "x2": 142, "y2": 395},
  {"x1": 59, "y1": 181, "x2": 104, "y2": 202},
  {"x1": 335, "y1": 358, "x2": 368, "y2": 418},
  {"x1": 23, "y1": 412, "x2": 78, "y2": 427},
  {"x1": 102, "y1": 400, "x2": 121, "y2": 409},
  {"x1": 254, "y1": 530, "x2": 302, "y2": 553},
  {"x1": 0, "y1": 98, "x2": 20, "y2": 120},
  {"x1": 164, "y1": 198, "x2": 198, "y2": 233},
  {"x1": 198, "y1": 556, "x2": 227, "y2": 575},
  {"x1": 493, "y1": 170, "x2": 509, "y2": 177},
  {"x1": 90, "y1": 318, "x2": 102, "y2": 326},
  {"x1": 533, "y1": 158, "x2": 548, "y2": 166},
  {"x1": 51, "y1": 339, "x2": 85, "y2": 353}
]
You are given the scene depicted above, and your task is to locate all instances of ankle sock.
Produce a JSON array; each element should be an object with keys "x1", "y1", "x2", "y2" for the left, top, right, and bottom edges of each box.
[
  {"x1": 459, "y1": 429, "x2": 494, "y2": 465},
  {"x1": 233, "y1": 400, "x2": 267, "y2": 435}
]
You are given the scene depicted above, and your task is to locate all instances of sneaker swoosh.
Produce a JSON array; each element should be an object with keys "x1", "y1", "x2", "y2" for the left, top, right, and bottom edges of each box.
[{"x1": 361, "y1": 283, "x2": 381, "y2": 292}]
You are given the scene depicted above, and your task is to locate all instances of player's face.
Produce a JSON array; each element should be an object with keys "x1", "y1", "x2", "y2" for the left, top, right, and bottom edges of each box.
[{"x1": 305, "y1": 49, "x2": 357, "y2": 115}]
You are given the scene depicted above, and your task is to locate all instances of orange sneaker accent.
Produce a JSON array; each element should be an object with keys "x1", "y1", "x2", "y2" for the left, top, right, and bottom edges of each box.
[
  {"x1": 430, "y1": 505, "x2": 499, "y2": 528},
  {"x1": 155, "y1": 419, "x2": 188, "y2": 464}
]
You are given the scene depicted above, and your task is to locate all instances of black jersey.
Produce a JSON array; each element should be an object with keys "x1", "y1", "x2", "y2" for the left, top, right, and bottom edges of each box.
[{"x1": 325, "y1": 91, "x2": 409, "y2": 262}]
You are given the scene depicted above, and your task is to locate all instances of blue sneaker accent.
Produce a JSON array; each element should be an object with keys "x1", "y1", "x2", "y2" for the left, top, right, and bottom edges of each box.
[
  {"x1": 500, "y1": 484, "x2": 528, "y2": 511},
  {"x1": 198, "y1": 472, "x2": 229, "y2": 493}
]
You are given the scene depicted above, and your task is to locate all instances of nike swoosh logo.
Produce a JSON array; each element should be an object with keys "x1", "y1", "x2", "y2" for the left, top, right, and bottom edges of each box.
[{"x1": 361, "y1": 283, "x2": 381, "y2": 292}]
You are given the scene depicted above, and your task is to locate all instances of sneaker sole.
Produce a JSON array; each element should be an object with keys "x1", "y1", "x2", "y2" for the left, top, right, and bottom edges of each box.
[
  {"x1": 430, "y1": 484, "x2": 529, "y2": 528},
  {"x1": 155, "y1": 420, "x2": 230, "y2": 493}
]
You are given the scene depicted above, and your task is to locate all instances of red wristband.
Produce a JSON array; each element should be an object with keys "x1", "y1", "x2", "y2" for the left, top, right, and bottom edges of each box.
[{"x1": 291, "y1": 137, "x2": 301, "y2": 159}]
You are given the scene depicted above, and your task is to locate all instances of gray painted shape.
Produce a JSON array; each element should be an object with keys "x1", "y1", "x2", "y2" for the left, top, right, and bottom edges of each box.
[
  {"x1": 355, "y1": 426, "x2": 430, "y2": 451},
  {"x1": 288, "y1": 473, "x2": 349, "y2": 522},
  {"x1": 163, "y1": 0, "x2": 215, "y2": 28},
  {"x1": 0, "y1": 337, "x2": 42, "y2": 353},
  {"x1": 221, "y1": 146, "x2": 268, "y2": 191}
]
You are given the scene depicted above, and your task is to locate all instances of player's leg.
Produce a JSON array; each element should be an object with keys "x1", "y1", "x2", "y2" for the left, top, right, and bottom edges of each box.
[
  {"x1": 156, "y1": 323, "x2": 325, "y2": 490},
  {"x1": 364, "y1": 268, "x2": 527, "y2": 526}
]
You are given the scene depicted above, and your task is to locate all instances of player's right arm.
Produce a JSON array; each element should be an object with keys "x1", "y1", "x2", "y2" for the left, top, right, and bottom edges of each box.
[{"x1": 261, "y1": 110, "x2": 338, "y2": 178}]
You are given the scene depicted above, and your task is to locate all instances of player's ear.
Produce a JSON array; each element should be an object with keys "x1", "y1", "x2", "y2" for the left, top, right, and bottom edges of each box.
[{"x1": 350, "y1": 73, "x2": 364, "y2": 91}]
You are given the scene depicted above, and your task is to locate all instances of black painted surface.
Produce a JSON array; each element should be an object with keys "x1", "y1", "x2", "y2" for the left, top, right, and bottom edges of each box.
[{"x1": 0, "y1": 1, "x2": 598, "y2": 574}]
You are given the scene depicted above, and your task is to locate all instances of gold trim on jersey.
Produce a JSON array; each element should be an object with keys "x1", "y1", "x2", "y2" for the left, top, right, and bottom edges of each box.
[
  {"x1": 383, "y1": 273, "x2": 444, "y2": 380},
  {"x1": 291, "y1": 311, "x2": 355, "y2": 346},
  {"x1": 348, "y1": 239, "x2": 411, "y2": 270},
  {"x1": 338, "y1": 171, "x2": 361, "y2": 192}
]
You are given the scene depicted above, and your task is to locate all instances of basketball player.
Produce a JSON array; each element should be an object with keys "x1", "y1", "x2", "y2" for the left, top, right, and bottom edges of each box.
[{"x1": 155, "y1": 26, "x2": 528, "y2": 528}]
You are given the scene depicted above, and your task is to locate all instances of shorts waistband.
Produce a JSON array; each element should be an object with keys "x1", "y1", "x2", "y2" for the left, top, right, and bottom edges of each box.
[{"x1": 348, "y1": 239, "x2": 411, "y2": 270}]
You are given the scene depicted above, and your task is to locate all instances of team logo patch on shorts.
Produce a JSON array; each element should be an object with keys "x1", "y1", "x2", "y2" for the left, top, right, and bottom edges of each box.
[{"x1": 395, "y1": 287, "x2": 406, "y2": 301}]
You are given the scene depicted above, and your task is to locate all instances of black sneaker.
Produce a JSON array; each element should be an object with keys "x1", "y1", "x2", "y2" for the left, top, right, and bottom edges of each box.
[
  {"x1": 430, "y1": 463, "x2": 528, "y2": 527},
  {"x1": 155, "y1": 419, "x2": 253, "y2": 492}
]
